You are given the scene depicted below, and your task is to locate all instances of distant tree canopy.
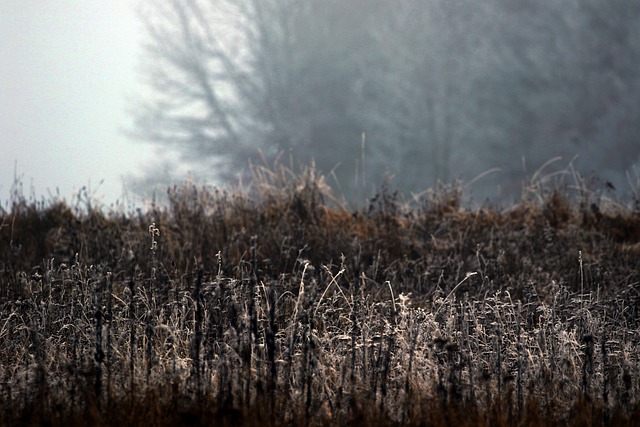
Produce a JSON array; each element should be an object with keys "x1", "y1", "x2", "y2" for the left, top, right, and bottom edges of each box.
[{"x1": 131, "y1": 0, "x2": 640, "y2": 203}]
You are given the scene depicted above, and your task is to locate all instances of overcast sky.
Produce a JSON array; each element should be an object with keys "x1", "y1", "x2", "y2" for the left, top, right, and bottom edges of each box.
[{"x1": 0, "y1": 0, "x2": 159, "y2": 210}]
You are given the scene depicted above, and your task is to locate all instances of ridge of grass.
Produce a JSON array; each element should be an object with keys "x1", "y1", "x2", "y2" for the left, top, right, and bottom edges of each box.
[{"x1": 1, "y1": 160, "x2": 639, "y2": 426}]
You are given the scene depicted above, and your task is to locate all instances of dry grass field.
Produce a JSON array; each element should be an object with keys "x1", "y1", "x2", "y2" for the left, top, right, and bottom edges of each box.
[{"x1": 1, "y1": 162, "x2": 639, "y2": 426}]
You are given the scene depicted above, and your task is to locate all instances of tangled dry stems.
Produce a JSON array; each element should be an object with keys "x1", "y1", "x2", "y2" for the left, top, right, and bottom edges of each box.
[{"x1": 1, "y1": 162, "x2": 639, "y2": 426}]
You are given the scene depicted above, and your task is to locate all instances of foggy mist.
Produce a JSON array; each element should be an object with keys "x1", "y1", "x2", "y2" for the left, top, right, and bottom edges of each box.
[{"x1": 131, "y1": 0, "x2": 640, "y2": 205}]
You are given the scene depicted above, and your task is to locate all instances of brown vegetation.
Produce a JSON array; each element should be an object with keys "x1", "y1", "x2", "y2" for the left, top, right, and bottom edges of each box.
[{"x1": 0, "y1": 162, "x2": 639, "y2": 426}]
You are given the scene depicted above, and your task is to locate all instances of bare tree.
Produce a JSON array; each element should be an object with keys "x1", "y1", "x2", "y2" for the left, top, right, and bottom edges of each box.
[
  {"x1": 130, "y1": 0, "x2": 640, "y2": 202},
  {"x1": 132, "y1": 0, "x2": 288, "y2": 180}
]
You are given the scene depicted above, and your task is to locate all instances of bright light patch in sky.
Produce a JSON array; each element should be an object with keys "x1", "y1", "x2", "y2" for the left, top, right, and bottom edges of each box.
[{"x1": 0, "y1": 0, "x2": 155, "y2": 209}]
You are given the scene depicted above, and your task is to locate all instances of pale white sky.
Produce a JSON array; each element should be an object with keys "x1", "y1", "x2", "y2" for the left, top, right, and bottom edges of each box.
[{"x1": 0, "y1": 0, "x2": 161, "y2": 210}]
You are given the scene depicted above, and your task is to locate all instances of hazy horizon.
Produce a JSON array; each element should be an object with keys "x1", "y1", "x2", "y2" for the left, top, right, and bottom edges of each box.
[
  {"x1": 2, "y1": 1, "x2": 638, "y2": 212},
  {"x1": 0, "y1": 0, "x2": 164, "y2": 210}
]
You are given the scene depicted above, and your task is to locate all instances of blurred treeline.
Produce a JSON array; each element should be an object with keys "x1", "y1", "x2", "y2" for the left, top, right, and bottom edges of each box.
[{"x1": 130, "y1": 0, "x2": 640, "y2": 203}]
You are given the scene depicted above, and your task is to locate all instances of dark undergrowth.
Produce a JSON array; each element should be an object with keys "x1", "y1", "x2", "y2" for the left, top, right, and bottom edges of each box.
[{"x1": 1, "y1": 161, "x2": 639, "y2": 426}]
